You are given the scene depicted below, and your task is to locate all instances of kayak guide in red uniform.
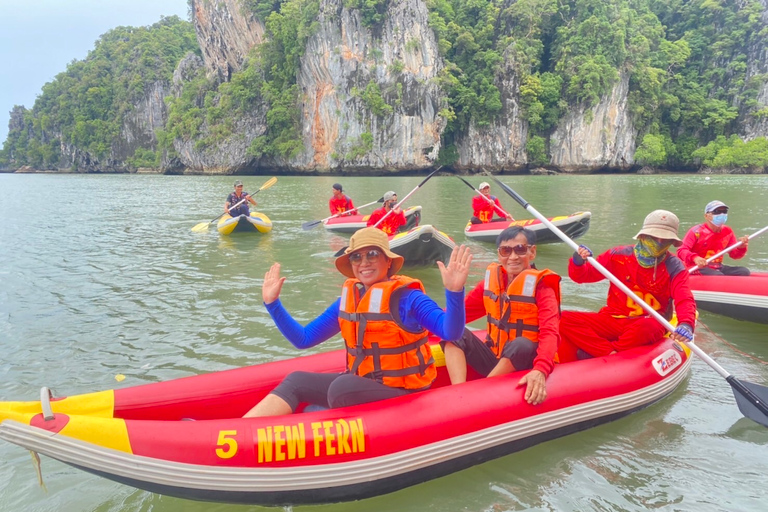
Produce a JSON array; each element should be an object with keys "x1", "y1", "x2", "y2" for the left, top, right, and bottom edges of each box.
[
  {"x1": 677, "y1": 200, "x2": 750, "y2": 276},
  {"x1": 470, "y1": 182, "x2": 513, "y2": 224},
  {"x1": 443, "y1": 227, "x2": 560, "y2": 406},
  {"x1": 225, "y1": 180, "x2": 257, "y2": 216},
  {"x1": 558, "y1": 210, "x2": 697, "y2": 362},
  {"x1": 328, "y1": 183, "x2": 357, "y2": 216},
  {"x1": 367, "y1": 191, "x2": 407, "y2": 235},
  {"x1": 243, "y1": 227, "x2": 473, "y2": 417}
]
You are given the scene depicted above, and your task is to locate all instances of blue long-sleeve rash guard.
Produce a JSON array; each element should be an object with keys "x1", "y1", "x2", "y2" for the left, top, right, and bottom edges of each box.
[{"x1": 264, "y1": 288, "x2": 465, "y2": 349}]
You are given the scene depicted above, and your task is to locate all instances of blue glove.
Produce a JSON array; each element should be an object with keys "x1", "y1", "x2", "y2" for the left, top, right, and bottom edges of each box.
[
  {"x1": 673, "y1": 323, "x2": 693, "y2": 342},
  {"x1": 572, "y1": 245, "x2": 593, "y2": 266}
]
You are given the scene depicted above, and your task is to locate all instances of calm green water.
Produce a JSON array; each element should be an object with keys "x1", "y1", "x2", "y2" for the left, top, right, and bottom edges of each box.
[{"x1": 1, "y1": 173, "x2": 768, "y2": 512}]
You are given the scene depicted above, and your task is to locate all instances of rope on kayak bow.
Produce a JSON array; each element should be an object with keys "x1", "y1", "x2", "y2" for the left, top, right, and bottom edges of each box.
[{"x1": 696, "y1": 320, "x2": 768, "y2": 366}]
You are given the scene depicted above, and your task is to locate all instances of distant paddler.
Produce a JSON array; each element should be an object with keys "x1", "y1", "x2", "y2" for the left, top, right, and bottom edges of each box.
[
  {"x1": 677, "y1": 200, "x2": 751, "y2": 276},
  {"x1": 225, "y1": 180, "x2": 257, "y2": 217},
  {"x1": 470, "y1": 182, "x2": 513, "y2": 224}
]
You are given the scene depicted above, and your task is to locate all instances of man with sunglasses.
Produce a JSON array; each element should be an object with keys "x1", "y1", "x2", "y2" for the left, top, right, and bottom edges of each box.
[
  {"x1": 442, "y1": 227, "x2": 561, "y2": 406},
  {"x1": 677, "y1": 200, "x2": 750, "y2": 276},
  {"x1": 558, "y1": 210, "x2": 697, "y2": 363},
  {"x1": 367, "y1": 191, "x2": 407, "y2": 235}
]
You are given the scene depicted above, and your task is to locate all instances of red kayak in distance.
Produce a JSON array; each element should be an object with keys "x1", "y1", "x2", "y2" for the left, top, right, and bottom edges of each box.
[
  {"x1": 0, "y1": 331, "x2": 691, "y2": 506},
  {"x1": 465, "y1": 211, "x2": 591, "y2": 244},
  {"x1": 324, "y1": 205, "x2": 422, "y2": 234},
  {"x1": 688, "y1": 272, "x2": 768, "y2": 324}
]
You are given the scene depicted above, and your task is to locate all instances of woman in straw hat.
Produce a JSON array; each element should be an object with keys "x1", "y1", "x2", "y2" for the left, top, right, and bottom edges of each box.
[
  {"x1": 244, "y1": 227, "x2": 472, "y2": 417},
  {"x1": 557, "y1": 210, "x2": 697, "y2": 362}
]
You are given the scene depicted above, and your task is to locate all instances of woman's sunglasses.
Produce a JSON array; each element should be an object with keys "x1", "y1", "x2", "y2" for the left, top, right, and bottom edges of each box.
[
  {"x1": 349, "y1": 249, "x2": 383, "y2": 265},
  {"x1": 498, "y1": 244, "x2": 530, "y2": 257}
]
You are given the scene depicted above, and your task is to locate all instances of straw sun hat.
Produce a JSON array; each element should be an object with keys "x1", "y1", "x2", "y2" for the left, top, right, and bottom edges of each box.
[{"x1": 335, "y1": 227, "x2": 404, "y2": 278}]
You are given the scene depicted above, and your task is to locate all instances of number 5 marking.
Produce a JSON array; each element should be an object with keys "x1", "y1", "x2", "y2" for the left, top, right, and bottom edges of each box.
[{"x1": 216, "y1": 430, "x2": 238, "y2": 459}]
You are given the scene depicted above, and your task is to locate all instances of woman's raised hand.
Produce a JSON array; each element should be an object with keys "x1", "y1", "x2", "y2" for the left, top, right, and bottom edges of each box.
[
  {"x1": 437, "y1": 245, "x2": 473, "y2": 292},
  {"x1": 262, "y1": 262, "x2": 287, "y2": 304}
]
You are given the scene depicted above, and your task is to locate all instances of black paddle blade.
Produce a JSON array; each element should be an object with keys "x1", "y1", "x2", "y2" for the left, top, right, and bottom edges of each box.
[
  {"x1": 334, "y1": 246, "x2": 348, "y2": 257},
  {"x1": 302, "y1": 220, "x2": 322, "y2": 230},
  {"x1": 728, "y1": 376, "x2": 768, "y2": 428}
]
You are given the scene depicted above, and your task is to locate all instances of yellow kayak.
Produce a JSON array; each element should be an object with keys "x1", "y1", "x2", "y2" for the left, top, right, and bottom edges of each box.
[{"x1": 216, "y1": 212, "x2": 272, "y2": 235}]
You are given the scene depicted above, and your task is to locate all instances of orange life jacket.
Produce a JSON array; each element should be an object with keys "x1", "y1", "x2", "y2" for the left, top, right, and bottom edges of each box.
[
  {"x1": 483, "y1": 264, "x2": 561, "y2": 357},
  {"x1": 338, "y1": 276, "x2": 436, "y2": 390}
]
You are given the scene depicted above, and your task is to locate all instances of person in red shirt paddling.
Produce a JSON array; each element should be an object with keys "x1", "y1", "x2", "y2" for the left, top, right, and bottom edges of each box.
[
  {"x1": 677, "y1": 200, "x2": 750, "y2": 276},
  {"x1": 470, "y1": 182, "x2": 513, "y2": 224},
  {"x1": 367, "y1": 191, "x2": 407, "y2": 235},
  {"x1": 558, "y1": 210, "x2": 697, "y2": 362},
  {"x1": 442, "y1": 226, "x2": 560, "y2": 405},
  {"x1": 328, "y1": 183, "x2": 357, "y2": 216}
]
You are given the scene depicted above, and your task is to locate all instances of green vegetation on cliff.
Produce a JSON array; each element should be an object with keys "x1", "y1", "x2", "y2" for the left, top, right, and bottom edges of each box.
[
  {"x1": 2, "y1": 0, "x2": 767, "y2": 171},
  {"x1": 1, "y1": 16, "x2": 197, "y2": 169}
]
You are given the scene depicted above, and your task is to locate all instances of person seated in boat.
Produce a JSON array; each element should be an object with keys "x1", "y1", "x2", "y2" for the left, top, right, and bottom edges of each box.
[
  {"x1": 243, "y1": 227, "x2": 472, "y2": 417},
  {"x1": 225, "y1": 180, "x2": 257, "y2": 217},
  {"x1": 328, "y1": 183, "x2": 357, "y2": 216},
  {"x1": 470, "y1": 182, "x2": 513, "y2": 224},
  {"x1": 677, "y1": 200, "x2": 750, "y2": 276},
  {"x1": 367, "y1": 191, "x2": 407, "y2": 235},
  {"x1": 558, "y1": 210, "x2": 697, "y2": 362},
  {"x1": 442, "y1": 227, "x2": 559, "y2": 406}
]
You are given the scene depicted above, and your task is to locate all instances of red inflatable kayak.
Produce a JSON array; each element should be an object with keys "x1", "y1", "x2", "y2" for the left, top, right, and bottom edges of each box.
[
  {"x1": 464, "y1": 211, "x2": 591, "y2": 244},
  {"x1": 689, "y1": 272, "x2": 768, "y2": 324},
  {"x1": 324, "y1": 205, "x2": 422, "y2": 233},
  {"x1": 0, "y1": 333, "x2": 690, "y2": 506}
]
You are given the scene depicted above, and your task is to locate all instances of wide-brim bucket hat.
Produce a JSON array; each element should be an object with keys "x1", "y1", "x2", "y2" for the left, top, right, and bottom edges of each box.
[
  {"x1": 633, "y1": 209, "x2": 682, "y2": 247},
  {"x1": 335, "y1": 227, "x2": 404, "y2": 278}
]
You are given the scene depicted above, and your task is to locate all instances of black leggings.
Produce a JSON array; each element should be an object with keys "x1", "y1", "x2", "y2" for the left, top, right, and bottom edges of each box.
[
  {"x1": 270, "y1": 371, "x2": 416, "y2": 412},
  {"x1": 442, "y1": 328, "x2": 537, "y2": 376},
  {"x1": 698, "y1": 265, "x2": 750, "y2": 276}
]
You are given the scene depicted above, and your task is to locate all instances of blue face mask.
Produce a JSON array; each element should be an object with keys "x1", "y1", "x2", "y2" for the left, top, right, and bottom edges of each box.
[{"x1": 712, "y1": 213, "x2": 728, "y2": 227}]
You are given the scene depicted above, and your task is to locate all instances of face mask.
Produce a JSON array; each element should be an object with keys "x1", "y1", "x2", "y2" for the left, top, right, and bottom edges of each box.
[
  {"x1": 635, "y1": 238, "x2": 672, "y2": 267},
  {"x1": 712, "y1": 213, "x2": 727, "y2": 227}
]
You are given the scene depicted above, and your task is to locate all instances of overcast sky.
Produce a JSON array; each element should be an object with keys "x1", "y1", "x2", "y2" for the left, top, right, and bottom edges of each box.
[{"x1": 0, "y1": 0, "x2": 190, "y2": 143}]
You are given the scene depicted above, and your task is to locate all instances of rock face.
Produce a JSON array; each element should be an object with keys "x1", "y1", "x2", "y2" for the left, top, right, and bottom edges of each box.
[
  {"x1": 455, "y1": 49, "x2": 528, "y2": 170},
  {"x1": 115, "y1": 81, "x2": 169, "y2": 159},
  {"x1": 166, "y1": 51, "x2": 268, "y2": 173},
  {"x1": 742, "y1": 0, "x2": 768, "y2": 140},
  {"x1": 549, "y1": 71, "x2": 635, "y2": 172},
  {"x1": 191, "y1": 0, "x2": 266, "y2": 80},
  {"x1": 295, "y1": 0, "x2": 445, "y2": 171}
]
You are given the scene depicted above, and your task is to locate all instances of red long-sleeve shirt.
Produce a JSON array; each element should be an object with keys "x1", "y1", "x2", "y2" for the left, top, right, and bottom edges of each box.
[
  {"x1": 676, "y1": 223, "x2": 746, "y2": 269},
  {"x1": 568, "y1": 245, "x2": 696, "y2": 328},
  {"x1": 367, "y1": 207, "x2": 406, "y2": 235},
  {"x1": 464, "y1": 278, "x2": 560, "y2": 377},
  {"x1": 472, "y1": 195, "x2": 507, "y2": 222},
  {"x1": 329, "y1": 194, "x2": 356, "y2": 215}
]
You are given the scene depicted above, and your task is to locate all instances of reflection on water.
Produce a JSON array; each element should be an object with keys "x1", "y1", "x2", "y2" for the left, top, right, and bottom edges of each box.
[{"x1": 1, "y1": 173, "x2": 768, "y2": 512}]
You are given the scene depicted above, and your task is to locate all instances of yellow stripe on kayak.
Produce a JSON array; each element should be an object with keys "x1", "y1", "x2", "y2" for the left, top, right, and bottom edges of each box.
[
  {"x1": 0, "y1": 390, "x2": 115, "y2": 425},
  {"x1": 59, "y1": 415, "x2": 133, "y2": 454}
]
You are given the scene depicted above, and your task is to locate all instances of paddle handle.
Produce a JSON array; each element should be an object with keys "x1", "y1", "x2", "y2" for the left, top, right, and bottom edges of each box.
[
  {"x1": 687, "y1": 224, "x2": 768, "y2": 273},
  {"x1": 489, "y1": 175, "x2": 732, "y2": 379},
  {"x1": 373, "y1": 168, "x2": 440, "y2": 228}
]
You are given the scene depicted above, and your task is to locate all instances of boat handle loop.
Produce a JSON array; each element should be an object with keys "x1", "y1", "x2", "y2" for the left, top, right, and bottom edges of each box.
[{"x1": 40, "y1": 387, "x2": 54, "y2": 421}]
